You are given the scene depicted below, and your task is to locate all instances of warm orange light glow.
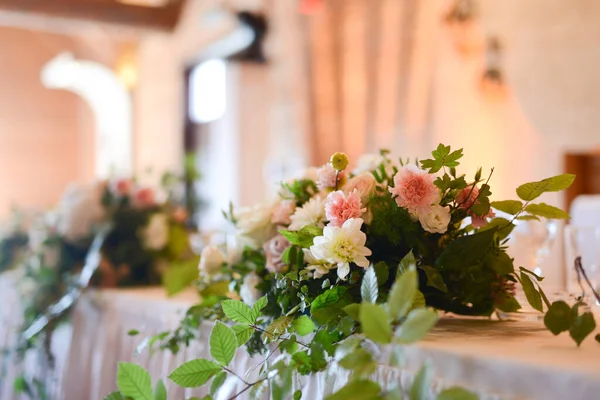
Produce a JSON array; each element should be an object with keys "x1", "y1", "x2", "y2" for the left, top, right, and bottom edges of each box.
[{"x1": 115, "y1": 48, "x2": 138, "y2": 90}]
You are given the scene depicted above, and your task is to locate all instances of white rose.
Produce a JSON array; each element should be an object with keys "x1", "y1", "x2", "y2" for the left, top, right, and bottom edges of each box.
[
  {"x1": 419, "y1": 205, "x2": 451, "y2": 234},
  {"x1": 354, "y1": 154, "x2": 396, "y2": 178},
  {"x1": 57, "y1": 182, "x2": 106, "y2": 242},
  {"x1": 141, "y1": 213, "x2": 169, "y2": 250},
  {"x1": 344, "y1": 173, "x2": 377, "y2": 205},
  {"x1": 235, "y1": 202, "x2": 276, "y2": 246},
  {"x1": 198, "y1": 245, "x2": 224, "y2": 276},
  {"x1": 240, "y1": 273, "x2": 262, "y2": 306}
]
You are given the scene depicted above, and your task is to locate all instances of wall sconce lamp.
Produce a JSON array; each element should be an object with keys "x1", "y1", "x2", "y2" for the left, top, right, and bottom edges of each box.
[
  {"x1": 480, "y1": 36, "x2": 508, "y2": 99},
  {"x1": 444, "y1": 0, "x2": 484, "y2": 55}
]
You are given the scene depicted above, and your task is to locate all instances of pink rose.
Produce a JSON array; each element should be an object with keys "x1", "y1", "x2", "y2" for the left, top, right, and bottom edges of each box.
[
  {"x1": 344, "y1": 173, "x2": 376, "y2": 205},
  {"x1": 388, "y1": 165, "x2": 440, "y2": 214},
  {"x1": 316, "y1": 164, "x2": 346, "y2": 191},
  {"x1": 325, "y1": 190, "x2": 366, "y2": 227},
  {"x1": 113, "y1": 179, "x2": 132, "y2": 196},
  {"x1": 133, "y1": 187, "x2": 155, "y2": 208},
  {"x1": 271, "y1": 200, "x2": 296, "y2": 225},
  {"x1": 263, "y1": 234, "x2": 290, "y2": 273}
]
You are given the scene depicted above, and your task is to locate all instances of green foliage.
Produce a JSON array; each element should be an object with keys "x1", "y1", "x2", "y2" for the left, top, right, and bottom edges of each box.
[
  {"x1": 310, "y1": 286, "x2": 352, "y2": 325},
  {"x1": 221, "y1": 300, "x2": 256, "y2": 325},
  {"x1": 292, "y1": 316, "x2": 315, "y2": 336},
  {"x1": 544, "y1": 301, "x2": 571, "y2": 335},
  {"x1": 104, "y1": 392, "x2": 126, "y2": 400},
  {"x1": 420, "y1": 144, "x2": 464, "y2": 173},
  {"x1": 264, "y1": 316, "x2": 293, "y2": 340},
  {"x1": 117, "y1": 362, "x2": 153, "y2": 400},
  {"x1": 162, "y1": 259, "x2": 199, "y2": 296},
  {"x1": 210, "y1": 322, "x2": 237, "y2": 366},
  {"x1": 232, "y1": 324, "x2": 254, "y2": 346},
  {"x1": 153, "y1": 380, "x2": 167, "y2": 400},
  {"x1": 490, "y1": 200, "x2": 523, "y2": 215},
  {"x1": 168, "y1": 359, "x2": 222, "y2": 387},
  {"x1": 436, "y1": 387, "x2": 479, "y2": 400},
  {"x1": 360, "y1": 303, "x2": 392, "y2": 344},
  {"x1": 395, "y1": 308, "x2": 438, "y2": 344},
  {"x1": 280, "y1": 226, "x2": 323, "y2": 248},
  {"x1": 543, "y1": 301, "x2": 597, "y2": 346},
  {"x1": 420, "y1": 266, "x2": 448, "y2": 293},
  {"x1": 388, "y1": 268, "x2": 418, "y2": 320},
  {"x1": 569, "y1": 309, "x2": 596, "y2": 346},
  {"x1": 516, "y1": 174, "x2": 575, "y2": 201},
  {"x1": 436, "y1": 228, "x2": 496, "y2": 270},
  {"x1": 524, "y1": 203, "x2": 570, "y2": 219},
  {"x1": 281, "y1": 179, "x2": 318, "y2": 205},
  {"x1": 520, "y1": 272, "x2": 543, "y2": 312},
  {"x1": 326, "y1": 380, "x2": 381, "y2": 400},
  {"x1": 410, "y1": 365, "x2": 432, "y2": 400},
  {"x1": 210, "y1": 371, "x2": 227, "y2": 396}
]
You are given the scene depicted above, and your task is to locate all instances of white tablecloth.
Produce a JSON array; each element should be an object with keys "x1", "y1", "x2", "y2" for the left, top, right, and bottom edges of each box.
[{"x1": 3, "y1": 279, "x2": 600, "y2": 400}]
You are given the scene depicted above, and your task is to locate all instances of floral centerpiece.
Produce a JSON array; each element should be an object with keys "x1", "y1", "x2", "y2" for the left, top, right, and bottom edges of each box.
[{"x1": 109, "y1": 144, "x2": 598, "y2": 400}]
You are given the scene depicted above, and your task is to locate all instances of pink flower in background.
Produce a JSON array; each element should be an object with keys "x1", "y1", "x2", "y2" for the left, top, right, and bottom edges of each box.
[
  {"x1": 471, "y1": 209, "x2": 496, "y2": 228},
  {"x1": 263, "y1": 234, "x2": 290, "y2": 273},
  {"x1": 134, "y1": 187, "x2": 155, "y2": 208},
  {"x1": 113, "y1": 179, "x2": 132, "y2": 196},
  {"x1": 388, "y1": 165, "x2": 439, "y2": 214},
  {"x1": 456, "y1": 186, "x2": 479, "y2": 209},
  {"x1": 325, "y1": 190, "x2": 366, "y2": 227},
  {"x1": 316, "y1": 164, "x2": 346, "y2": 191},
  {"x1": 271, "y1": 200, "x2": 296, "y2": 225},
  {"x1": 172, "y1": 206, "x2": 188, "y2": 223}
]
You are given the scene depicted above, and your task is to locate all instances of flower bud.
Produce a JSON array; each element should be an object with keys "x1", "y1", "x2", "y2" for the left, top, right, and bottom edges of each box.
[{"x1": 330, "y1": 152, "x2": 349, "y2": 171}]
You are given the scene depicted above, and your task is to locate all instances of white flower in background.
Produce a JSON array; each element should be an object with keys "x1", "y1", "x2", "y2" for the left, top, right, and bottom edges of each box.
[
  {"x1": 235, "y1": 202, "x2": 276, "y2": 246},
  {"x1": 271, "y1": 199, "x2": 296, "y2": 226},
  {"x1": 303, "y1": 248, "x2": 335, "y2": 279},
  {"x1": 240, "y1": 272, "x2": 262, "y2": 306},
  {"x1": 141, "y1": 213, "x2": 169, "y2": 250},
  {"x1": 198, "y1": 245, "x2": 224, "y2": 276},
  {"x1": 309, "y1": 218, "x2": 371, "y2": 280},
  {"x1": 343, "y1": 173, "x2": 377, "y2": 205},
  {"x1": 288, "y1": 197, "x2": 326, "y2": 231},
  {"x1": 419, "y1": 205, "x2": 451, "y2": 234},
  {"x1": 353, "y1": 153, "x2": 386, "y2": 174},
  {"x1": 57, "y1": 182, "x2": 106, "y2": 242}
]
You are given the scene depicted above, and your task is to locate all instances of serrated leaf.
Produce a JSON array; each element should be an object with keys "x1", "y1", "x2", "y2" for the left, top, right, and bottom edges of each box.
[
  {"x1": 221, "y1": 300, "x2": 255, "y2": 325},
  {"x1": 373, "y1": 261, "x2": 390, "y2": 286},
  {"x1": 104, "y1": 392, "x2": 125, "y2": 400},
  {"x1": 520, "y1": 272, "x2": 543, "y2": 312},
  {"x1": 491, "y1": 200, "x2": 523, "y2": 215},
  {"x1": 292, "y1": 316, "x2": 315, "y2": 336},
  {"x1": 360, "y1": 303, "x2": 392, "y2": 344},
  {"x1": 516, "y1": 215, "x2": 540, "y2": 221},
  {"x1": 436, "y1": 387, "x2": 479, "y2": 400},
  {"x1": 525, "y1": 203, "x2": 570, "y2": 219},
  {"x1": 395, "y1": 308, "x2": 438, "y2": 344},
  {"x1": 232, "y1": 324, "x2": 254, "y2": 347},
  {"x1": 410, "y1": 365, "x2": 432, "y2": 400},
  {"x1": 516, "y1": 174, "x2": 575, "y2": 201},
  {"x1": 210, "y1": 371, "x2": 227, "y2": 396},
  {"x1": 569, "y1": 311, "x2": 596, "y2": 346},
  {"x1": 361, "y1": 267, "x2": 379, "y2": 303},
  {"x1": 479, "y1": 217, "x2": 514, "y2": 240},
  {"x1": 280, "y1": 225, "x2": 323, "y2": 248},
  {"x1": 544, "y1": 301, "x2": 571, "y2": 335},
  {"x1": 388, "y1": 268, "x2": 417, "y2": 320},
  {"x1": 117, "y1": 362, "x2": 153, "y2": 400},
  {"x1": 420, "y1": 266, "x2": 448, "y2": 292},
  {"x1": 153, "y1": 380, "x2": 167, "y2": 400},
  {"x1": 343, "y1": 303, "x2": 361, "y2": 321},
  {"x1": 326, "y1": 380, "x2": 381, "y2": 400},
  {"x1": 210, "y1": 322, "x2": 237, "y2": 366},
  {"x1": 168, "y1": 359, "x2": 222, "y2": 388},
  {"x1": 251, "y1": 296, "x2": 268, "y2": 321},
  {"x1": 398, "y1": 251, "x2": 416, "y2": 276}
]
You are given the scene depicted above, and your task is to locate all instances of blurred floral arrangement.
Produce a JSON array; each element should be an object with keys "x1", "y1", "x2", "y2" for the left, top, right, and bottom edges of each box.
[{"x1": 112, "y1": 144, "x2": 593, "y2": 400}]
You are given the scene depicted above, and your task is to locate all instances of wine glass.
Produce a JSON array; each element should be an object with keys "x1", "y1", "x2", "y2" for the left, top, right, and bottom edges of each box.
[{"x1": 563, "y1": 225, "x2": 600, "y2": 306}]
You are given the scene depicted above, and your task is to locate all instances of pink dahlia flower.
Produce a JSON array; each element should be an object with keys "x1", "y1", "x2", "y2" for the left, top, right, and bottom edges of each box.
[
  {"x1": 325, "y1": 190, "x2": 366, "y2": 227},
  {"x1": 388, "y1": 164, "x2": 440, "y2": 214}
]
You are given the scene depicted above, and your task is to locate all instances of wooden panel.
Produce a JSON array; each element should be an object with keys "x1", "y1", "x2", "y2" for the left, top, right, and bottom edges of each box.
[
  {"x1": 0, "y1": 0, "x2": 184, "y2": 31},
  {"x1": 565, "y1": 153, "x2": 600, "y2": 211}
]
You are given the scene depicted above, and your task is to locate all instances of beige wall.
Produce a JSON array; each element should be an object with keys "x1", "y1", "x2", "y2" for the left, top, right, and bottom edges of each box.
[{"x1": 0, "y1": 27, "x2": 92, "y2": 216}]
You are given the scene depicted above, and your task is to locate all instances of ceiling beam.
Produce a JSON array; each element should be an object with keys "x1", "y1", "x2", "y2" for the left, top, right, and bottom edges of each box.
[{"x1": 0, "y1": 0, "x2": 186, "y2": 32}]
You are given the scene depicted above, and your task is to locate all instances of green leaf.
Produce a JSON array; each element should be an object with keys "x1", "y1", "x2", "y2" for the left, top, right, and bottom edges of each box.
[
  {"x1": 153, "y1": 380, "x2": 167, "y2": 400},
  {"x1": 436, "y1": 229, "x2": 496, "y2": 270},
  {"x1": 210, "y1": 371, "x2": 227, "y2": 396},
  {"x1": 117, "y1": 362, "x2": 153, "y2": 400},
  {"x1": 200, "y1": 281, "x2": 229, "y2": 297},
  {"x1": 395, "y1": 308, "x2": 438, "y2": 344},
  {"x1": 338, "y1": 347, "x2": 378, "y2": 376},
  {"x1": 162, "y1": 260, "x2": 199, "y2": 296},
  {"x1": 516, "y1": 215, "x2": 540, "y2": 221},
  {"x1": 360, "y1": 303, "x2": 392, "y2": 344},
  {"x1": 232, "y1": 324, "x2": 254, "y2": 347},
  {"x1": 520, "y1": 272, "x2": 543, "y2": 312},
  {"x1": 104, "y1": 392, "x2": 125, "y2": 400},
  {"x1": 436, "y1": 387, "x2": 479, "y2": 400},
  {"x1": 310, "y1": 286, "x2": 351, "y2": 325},
  {"x1": 281, "y1": 336, "x2": 299, "y2": 354},
  {"x1": 595, "y1": 334, "x2": 600, "y2": 343},
  {"x1": 251, "y1": 296, "x2": 268, "y2": 321},
  {"x1": 343, "y1": 303, "x2": 361, "y2": 321},
  {"x1": 519, "y1": 267, "x2": 544, "y2": 281},
  {"x1": 373, "y1": 261, "x2": 390, "y2": 286},
  {"x1": 420, "y1": 266, "x2": 448, "y2": 292},
  {"x1": 496, "y1": 295, "x2": 521, "y2": 313},
  {"x1": 210, "y1": 322, "x2": 237, "y2": 366},
  {"x1": 420, "y1": 144, "x2": 464, "y2": 173},
  {"x1": 525, "y1": 203, "x2": 570, "y2": 219},
  {"x1": 280, "y1": 225, "x2": 323, "y2": 248},
  {"x1": 326, "y1": 379, "x2": 381, "y2": 400},
  {"x1": 168, "y1": 359, "x2": 222, "y2": 388},
  {"x1": 127, "y1": 329, "x2": 140, "y2": 336},
  {"x1": 264, "y1": 316, "x2": 293, "y2": 340},
  {"x1": 398, "y1": 251, "x2": 416, "y2": 276},
  {"x1": 292, "y1": 316, "x2": 315, "y2": 336},
  {"x1": 410, "y1": 365, "x2": 432, "y2": 400},
  {"x1": 221, "y1": 300, "x2": 255, "y2": 325},
  {"x1": 544, "y1": 301, "x2": 571, "y2": 335},
  {"x1": 491, "y1": 200, "x2": 523, "y2": 215},
  {"x1": 487, "y1": 252, "x2": 514, "y2": 275},
  {"x1": 361, "y1": 267, "x2": 379, "y2": 303},
  {"x1": 388, "y1": 268, "x2": 417, "y2": 320},
  {"x1": 294, "y1": 390, "x2": 302, "y2": 400},
  {"x1": 569, "y1": 311, "x2": 596, "y2": 346},
  {"x1": 479, "y1": 217, "x2": 514, "y2": 240},
  {"x1": 516, "y1": 174, "x2": 575, "y2": 201}
]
